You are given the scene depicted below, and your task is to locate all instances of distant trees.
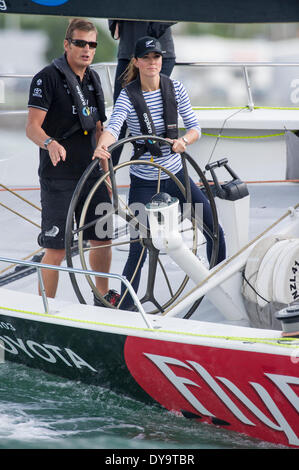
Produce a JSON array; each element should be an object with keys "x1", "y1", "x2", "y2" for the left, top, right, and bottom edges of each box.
[
  {"x1": 174, "y1": 22, "x2": 299, "y2": 41},
  {"x1": 0, "y1": 14, "x2": 117, "y2": 62},
  {"x1": 1, "y1": 15, "x2": 298, "y2": 63}
]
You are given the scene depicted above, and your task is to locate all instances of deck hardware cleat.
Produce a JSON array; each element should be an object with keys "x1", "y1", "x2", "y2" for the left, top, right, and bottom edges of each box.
[{"x1": 276, "y1": 304, "x2": 299, "y2": 337}]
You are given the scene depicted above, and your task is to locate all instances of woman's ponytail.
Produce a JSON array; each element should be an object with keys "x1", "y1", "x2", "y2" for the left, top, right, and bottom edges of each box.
[{"x1": 122, "y1": 58, "x2": 139, "y2": 87}]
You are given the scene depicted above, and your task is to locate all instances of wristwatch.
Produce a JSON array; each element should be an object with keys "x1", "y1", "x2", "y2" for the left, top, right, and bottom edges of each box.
[
  {"x1": 44, "y1": 137, "x2": 54, "y2": 149},
  {"x1": 182, "y1": 136, "x2": 189, "y2": 145}
]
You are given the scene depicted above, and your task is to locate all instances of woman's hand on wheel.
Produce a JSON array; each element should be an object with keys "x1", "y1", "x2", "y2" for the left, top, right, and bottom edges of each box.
[
  {"x1": 92, "y1": 144, "x2": 111, "y2": 161},
  {"x1": 171, "y1": 137, "x2": 187, "y2": 154},
  {"x1": 165, "y1": 137, "x2": 187, "y2": 154}
]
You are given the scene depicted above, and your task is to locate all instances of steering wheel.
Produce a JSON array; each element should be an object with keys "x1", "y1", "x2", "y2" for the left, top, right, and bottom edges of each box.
[{"x1": 65, "y1": 135, "x2": 219, "y2": 317}]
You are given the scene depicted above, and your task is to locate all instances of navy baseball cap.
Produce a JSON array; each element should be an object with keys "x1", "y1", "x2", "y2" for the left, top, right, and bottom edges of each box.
[{"x1": 134, "y1": 36, "x2": 163, "y2": 58}]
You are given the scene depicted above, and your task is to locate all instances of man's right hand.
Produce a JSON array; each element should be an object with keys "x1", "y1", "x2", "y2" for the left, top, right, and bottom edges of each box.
[
  {"x1": 47, "y1": 140, "x2": 66, "y2": 166},
  {"x1": 26, "y1": 107, "x2": 67, "y2": 166}
]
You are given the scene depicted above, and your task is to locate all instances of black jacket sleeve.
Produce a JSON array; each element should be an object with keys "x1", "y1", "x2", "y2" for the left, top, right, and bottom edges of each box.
[
  {"x1": 108, "y1": 20, "x2": 118, "y2": 38},
  {"x1": 147, "y1": 22, "x2": 176, "y2": 38}
]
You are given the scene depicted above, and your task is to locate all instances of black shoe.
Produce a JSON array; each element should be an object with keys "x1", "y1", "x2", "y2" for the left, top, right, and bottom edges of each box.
[
  {"x1": 94, "y1": 289, "x2": 120, "y2": 308},
  {"x1": 93, "y1": 294, "x2": 105, "y2": 307}
]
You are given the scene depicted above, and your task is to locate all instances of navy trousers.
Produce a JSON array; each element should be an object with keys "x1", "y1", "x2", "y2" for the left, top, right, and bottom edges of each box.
[{"x1": 120, "y1": 169, "x2": 226, "y2": 309}]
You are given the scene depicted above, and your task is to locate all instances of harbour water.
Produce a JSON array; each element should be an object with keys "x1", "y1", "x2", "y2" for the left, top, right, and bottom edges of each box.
[{"x1": 0, "y1": 361, "x2": 281, "y2": 450}]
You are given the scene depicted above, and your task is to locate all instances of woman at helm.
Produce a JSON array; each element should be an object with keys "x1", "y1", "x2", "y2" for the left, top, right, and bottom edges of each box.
[{"x1": 93, "y1": 36, "x2": 226, "y2": 309}]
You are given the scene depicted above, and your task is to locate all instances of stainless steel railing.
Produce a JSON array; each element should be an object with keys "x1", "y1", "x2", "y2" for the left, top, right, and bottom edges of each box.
[
  {"x1": 0, "y1": 255, "x2": 152, "y2": 328},
  {"x1": 175, "y1": 61, "x2": 299, "y2": 111},
  {"x1": 1, "y1": 60, "x2": 299, "y2": 113}
]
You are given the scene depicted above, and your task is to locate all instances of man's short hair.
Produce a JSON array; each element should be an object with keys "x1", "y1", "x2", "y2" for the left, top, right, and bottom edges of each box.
[{"x1": 65, "y1": 18, "x2": 98, "y2": 40}]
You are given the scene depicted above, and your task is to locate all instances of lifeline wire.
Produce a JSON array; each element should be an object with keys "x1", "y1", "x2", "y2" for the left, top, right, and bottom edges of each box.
[{"x1": 205, "y1": 106, "x2": 248, "y2": 168}]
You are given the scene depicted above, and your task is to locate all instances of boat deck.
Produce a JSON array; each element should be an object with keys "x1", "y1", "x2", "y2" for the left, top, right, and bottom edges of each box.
[{"x1": 1, "y1": 181, "x2": 298, "y2": 325}]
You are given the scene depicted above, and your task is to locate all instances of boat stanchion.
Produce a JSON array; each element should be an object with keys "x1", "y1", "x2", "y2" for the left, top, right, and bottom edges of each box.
[{"x1": 36, "y1": 266, "x2": 49, "y2": 314}]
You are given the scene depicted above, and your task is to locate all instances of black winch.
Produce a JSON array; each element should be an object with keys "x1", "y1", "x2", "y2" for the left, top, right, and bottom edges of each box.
[{"x1": 205, "y1": 158, "x2": 249, "y2": 201}]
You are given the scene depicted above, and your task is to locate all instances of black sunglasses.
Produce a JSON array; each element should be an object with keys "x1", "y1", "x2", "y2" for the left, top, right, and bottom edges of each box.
[{"x1": 67, "y1": 38, "x2": 98, "y2": 49}]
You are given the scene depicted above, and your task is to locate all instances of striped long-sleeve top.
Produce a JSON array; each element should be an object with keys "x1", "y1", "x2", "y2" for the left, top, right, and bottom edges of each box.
[{"x1": 106, "y1": 79, "x2": 201, "y2": 180}]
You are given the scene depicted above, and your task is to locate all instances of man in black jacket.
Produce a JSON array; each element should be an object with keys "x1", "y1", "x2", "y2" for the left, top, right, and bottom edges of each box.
[{"x1": 26, "y1": 18, "x2": 118, "y2": 306}]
